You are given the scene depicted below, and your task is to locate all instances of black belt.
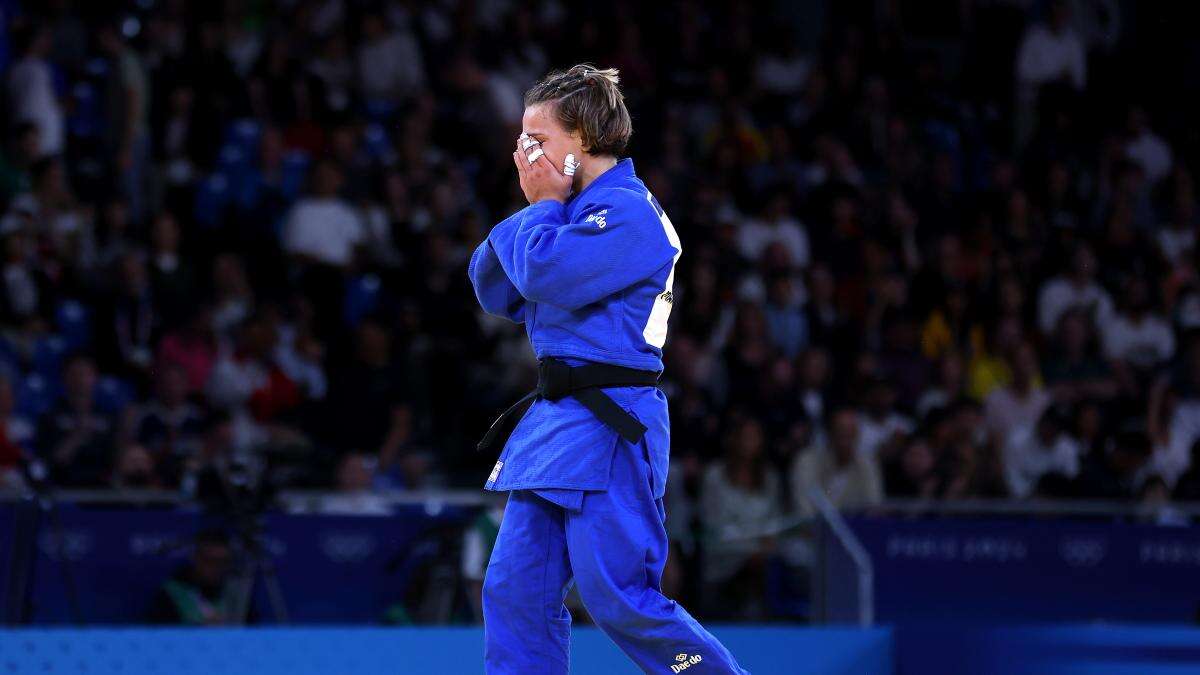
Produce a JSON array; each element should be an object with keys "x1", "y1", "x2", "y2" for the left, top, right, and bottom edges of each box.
[{"x1": 477, "y1": 357, "x2": 660, "y2": 453}]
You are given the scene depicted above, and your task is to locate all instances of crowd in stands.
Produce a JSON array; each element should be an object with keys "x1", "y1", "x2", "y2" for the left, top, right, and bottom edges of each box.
[{"x1": 1, "y1": 0, "x2": 1198, "y2": 620}]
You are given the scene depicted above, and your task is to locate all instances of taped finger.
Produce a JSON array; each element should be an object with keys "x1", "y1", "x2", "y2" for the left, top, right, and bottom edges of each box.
[{"x1": 526, "y1": 148, "x2": 545, "y2": 164}]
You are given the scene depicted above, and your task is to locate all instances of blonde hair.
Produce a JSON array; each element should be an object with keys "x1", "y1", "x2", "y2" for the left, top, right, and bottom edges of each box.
[{"x1": 524, "y1": 64, "x2": 632, "y2": 157}]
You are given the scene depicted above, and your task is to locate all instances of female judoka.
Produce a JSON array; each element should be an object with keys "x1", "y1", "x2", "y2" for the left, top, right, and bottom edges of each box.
[{"x1": 468, "y1": 64, "x2": 749, "y2": 674}]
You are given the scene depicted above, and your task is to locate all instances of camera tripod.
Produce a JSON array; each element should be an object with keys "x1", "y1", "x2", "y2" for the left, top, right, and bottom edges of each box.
[{"x1": 224, "y1": 511, "x2": 289, "y2": 624}]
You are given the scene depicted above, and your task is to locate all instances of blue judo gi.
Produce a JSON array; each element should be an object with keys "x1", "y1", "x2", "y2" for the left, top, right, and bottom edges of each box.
[{"x1": 468, "y1": 159, "x2": 748, "y2": 674}]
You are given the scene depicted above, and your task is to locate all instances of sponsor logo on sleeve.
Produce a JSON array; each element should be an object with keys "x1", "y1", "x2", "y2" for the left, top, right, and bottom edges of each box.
[{"x1": 670, "y1": 653, "x2": 703, "y2": 672}]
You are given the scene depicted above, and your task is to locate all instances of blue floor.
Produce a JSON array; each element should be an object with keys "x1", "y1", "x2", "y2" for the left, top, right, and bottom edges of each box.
[
  {"x1": 0, "y1": 626, "x2": 892, "y2": 675},
  {"x1": 4, "y1": 624, "x2": 1200, "y2": 674},
  {"x1": 896, "y1": 624, "x2": 1200, "y2": 675}
]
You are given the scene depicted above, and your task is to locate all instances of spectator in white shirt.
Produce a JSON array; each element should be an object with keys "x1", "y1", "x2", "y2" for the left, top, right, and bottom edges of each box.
[
  {"x1": 792, "y1": 408, "x2": 883, "y2": 516},
  {"x1": 755, "y1": 28, "x2": 811, "y2": 96},
  {"x1": 1037, "y1": 243, "x2": 1114, "y2": 335},
  {"x1": 856, "y1": 377, "x2": 912, "y2": 462},
  {"x1": 1004, "y1": 408, "x2": 1081, "y2": 499},
  {"x1": 1103, "y1": 277, "x2": 1175, "y2": 371},
  {"x1": 984, "y1": 341, "x2": 1051, "y2": 449},
  {"x1": 1016, "y1": 1, "x2": 1087, "y2": 91},
  {"x1": 735, "y1": 191, "x2": 810, "y2": 269},
  {"x1": 283, "y1": 159, "x2": 365, "y2": 268},
  {"x1": 2, "y1": 158, "x2": 89, "y2": 255},
  {"x1": 1124, "y1": 107, "x2": 1173, "y2": 187},
  {"x1": 1147, "y1": 347, "x2": 1200, "y2": 486},
  {"x1": 6, "y1": 24, "x2": 64, "y2": 158},
  {"x1": 1157, "y1": 194, "x2": 1196, "y2": 267},
  {"x1": 700, "y1": 415, "x2": 783, "y2": 618},
  {"x1": 1015, "y1": 0, "x2": 1086, "y2": 147}
]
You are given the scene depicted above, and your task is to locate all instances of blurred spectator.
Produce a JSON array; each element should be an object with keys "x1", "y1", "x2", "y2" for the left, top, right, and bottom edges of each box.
[
  {"x1": 207, "y1": 312, "x2": 301, "y2": 450},
  {"x1": 721, "y1": 303, "x2": 773, "y2": 409},
  {"x1": 1004, "y1": 408, "x2": 1081, "y2": 499},
  {"x1": 1014, "y1": 0, "x2": 1086, "y2": 147},
  {"x1": 916, "y1": 352, "x2": 966, "y2": 421},
  {"x1": 1037, "y1": 244, "x2": 1113, "y2": 335},
  {"x1": 0, "y1": 123, "x2": 40, "y2": 203},
  {"x1": 210, "y1": 254, "x2": 253, "y2": 337},
  {"x1": 270, "y1": 299, "x2": 327, "y2": 401},
  {"x1": 93, "y1": 197, "x2": 133, "y2": 271},
  {"x1": 1156, "y1": 192, "x2": 1196, "y2": 267},
  {"x1": 885, "y1": 435, "x2": 939, "y2": 499},
  {"x1": 762, "y1": 272, "x2": 807, "y2": 360},
  {"x1": 97, "y1": 21, "x2": 151, "y2": 220},
  {"x1": 701, "y1": 415, "x2": 782, "y2": 619},
  {"x1": 0, "y1": 373, "x2": 34, "y2": 487},
  {"x1": 148, "y1": 211, "x2": 197, "y2": 328},
  {"x1": 147, "y1": 529, "x2": 235, "y2": 625},
  {"x1": 3, "y1": 157, "x2": 89, "y2": 259},
  {"x1": 803, "y1": 263, "x2": 847, "y2": 349},
  {"x1": 1124, "y1": 107, "x2": 1173, "y2": 187},
  {"x1": 985, "y1": 342, "x2": 1050, "y2": 448},
  {"x1": 1015, "y1": 0, "x2": 1086, "y2": 91},
  {"x1": 1146, "y1": 349, "x2": 1200, "y2": 486},
  {"x1": 1071, "y1": 400, "x2": 1108, "y2": 458},
  {"x1": 736, "y1": 191, "x2": 810, "y2": 270},
  {"x1": 1043, "y1": 310, "x2": 1118, "y2": 405},
  {"x1": 282, "y1": 159, "x2": 364, "y2": 332},
  {"x1": 110, "y1": 442, "x2": 161, "y2": 489},
  {"x1": 1137, "y1": 475, "x2": 1187, "y2": 526},
  {"x1": 1102, "y1": 277, "x2": 1175, "y2": 372},
  {"x1": 1075, "y1": 428, "x2": 1153, "y2": 500},
  {"x1": 41, "y1": 355, "x2": 117, "y2": 487},
  {"x1": 281, "y1": 164, "x2": 362, "y2": 269},
  {"x1": 158, "y1": 307, "x2": 219, "y2": 395},
  {"x1": 315, "y1": 452, "x2": 391, "y2": 516},
  {"x1": 967, "y1": 316, "x2": 1025, "y2": 401},
  {"x1": 97, "y1": 251, "x2": 157, "y2": 381},
  {"x1": 136, "y1": 363, "x2": 205, "y2": 484},
  {"x1": 153, "y1": 84, "x2": 208, "y2": 202},
  {"x1": 856, "y1": 378, "x2": 912, "y2": 462},
  {"x1": 920, "y1": 287, "x2": 980, "y2": 362},
  {"x1": 357, "y1": 13, "x2": 426, "y2": 105},
  {"x1": 755, "y1": 29, "x2": 811, "y2": 96},
  {"x1": 938, "y1": 401, "x2": 1008, "y2": 500},
  {"x1": 793, "y1": 408, "x2": 883, "y2": 515},
  {"x1": 796, "y1": 347, "x2": 831, "y2": 424},
  {"x1": 324, "y1": 318, "x2": 407, "y2": 452},
  {"x1": 0, "y1": 229, "x2": 41, "y2": 326},
  {"x1": 6, "y1": 23, "x2": 63, "y2": 158}
]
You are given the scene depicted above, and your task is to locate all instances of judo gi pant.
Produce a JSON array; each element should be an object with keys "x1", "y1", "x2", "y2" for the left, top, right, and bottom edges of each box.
[{"x1": 482, "y1": 440, "x2": 748, "y2": 674}]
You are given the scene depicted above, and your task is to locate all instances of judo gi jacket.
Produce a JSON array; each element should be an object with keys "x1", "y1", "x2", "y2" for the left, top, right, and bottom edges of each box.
[{"x1": 467, "y1": 159, "x2": 681, "y2": 504}]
